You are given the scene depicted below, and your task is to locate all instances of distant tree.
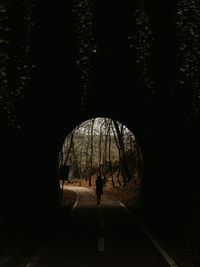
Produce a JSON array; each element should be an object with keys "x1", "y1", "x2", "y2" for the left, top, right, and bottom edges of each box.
[
  {"x1": 98, "y1": 120, "x2": 104, "y2": 175},
  {"x1": 89, "y1": 118, "x2": 95, "y2": 186},
  {"x1": 113, "y1": 120, "x2": 133, "y2": 185},
  {"x1": 102, "y1": 119, "x2": 109, "y2": 181},
  {"x1": 111, "y1": 121, "x2": 126, "y2": 186},
  {"x1": 59, "y1": 117, "x2": 141, "y2": 188},
  {"x1": 108, "y1": 121, "x2": 115, "y2": 187}
]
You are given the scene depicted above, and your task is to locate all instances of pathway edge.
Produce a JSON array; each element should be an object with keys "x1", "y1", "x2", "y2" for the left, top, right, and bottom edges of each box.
[{"x1": 118, "y1": 201, "x2": 179, "y2": 267}]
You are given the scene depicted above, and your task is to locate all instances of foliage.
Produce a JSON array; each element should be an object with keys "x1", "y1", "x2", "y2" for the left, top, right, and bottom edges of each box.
[
  {"x1": 71, "y1": 0, "x2": 96, "y2": 113},
  {"x1": 128, "y1": 0, "x2": 155, "y2": 100},
  {"x1": 176, "y1": 0, "x2": 200, "y2": 123},
  {"x1": 0, "y1": 0, "x2": 34, "y2": 130},
  {"x1": 0, "y1": 2, "x2": 11, "y2": 125}
]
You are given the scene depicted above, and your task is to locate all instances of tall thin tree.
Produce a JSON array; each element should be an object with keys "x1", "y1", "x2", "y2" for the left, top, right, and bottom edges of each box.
[{"x1": 89, "y1": 118, "x2": 95, "y2": 186}]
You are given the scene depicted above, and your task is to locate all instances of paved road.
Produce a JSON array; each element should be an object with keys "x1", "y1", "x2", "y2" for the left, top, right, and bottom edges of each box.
[{"x1": 33, "y1": 186, "x2": 172, "y2": 267}]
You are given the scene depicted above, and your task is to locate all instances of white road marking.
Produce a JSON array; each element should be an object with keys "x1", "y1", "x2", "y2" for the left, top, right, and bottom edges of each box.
[
  {"x1": 118, "y1": 202, "x2": 178, "y2": 267},
  {"x1": 64, "y1": 186, "x2": 106, "y2": 253},
  {"x1": 98, "y1": 237, "x2": 105, "y2": 252},
  {"x1": 69, "y1": 192, "x2": 79, "y2": 216},
  {"x1": 25, "y1": 246, "x2": 46, "y2": 267}
]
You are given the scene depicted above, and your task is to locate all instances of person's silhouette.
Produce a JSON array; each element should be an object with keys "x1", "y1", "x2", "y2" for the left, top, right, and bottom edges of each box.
[{"x1": 96, "y1": 176, "x2": 103, "y2": 206}]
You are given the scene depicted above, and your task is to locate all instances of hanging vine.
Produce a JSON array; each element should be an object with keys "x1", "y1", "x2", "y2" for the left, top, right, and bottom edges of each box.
[
  {"x1": 0, "y1": 0, "x2": 34, "y2": 130},
  {"x1": 128, "y1": 0, "x2": 155, "y2": 101},
  {"x1": 176, "y1": 0, "x2": 200, "y2": 124},
  {"x1": 71, "y1": 0, "x2": 96, "y2": 113},
  {"x1": 17, "y1": 0, "x2": 34, "y2": 102},
  {"x1": 0, "y1": 1, "x2": 11, "y2": 125}
]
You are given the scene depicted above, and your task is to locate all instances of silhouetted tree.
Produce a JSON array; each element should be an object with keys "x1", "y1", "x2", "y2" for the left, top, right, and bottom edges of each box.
[{"x1": 89, "y1": 118, "x2": 95, "y2": 186}]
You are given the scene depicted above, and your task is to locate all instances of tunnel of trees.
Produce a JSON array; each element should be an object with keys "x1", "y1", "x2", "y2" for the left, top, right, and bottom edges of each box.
[{"x1": 0, "y1": 0, "x2": 200, "y2": 263}]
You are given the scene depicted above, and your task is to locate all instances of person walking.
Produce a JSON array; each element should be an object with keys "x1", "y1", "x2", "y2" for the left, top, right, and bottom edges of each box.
[{"x1": 96, "y1": 175, "x2": 103, "y2": 206}]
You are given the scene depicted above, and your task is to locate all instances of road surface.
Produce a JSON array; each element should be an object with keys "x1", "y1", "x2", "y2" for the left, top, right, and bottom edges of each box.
[{"x1": 31, "y1": 186, "x2": 175, "y2": 267}]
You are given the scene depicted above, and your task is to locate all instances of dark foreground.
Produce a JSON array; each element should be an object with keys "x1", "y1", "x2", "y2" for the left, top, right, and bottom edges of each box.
[{"x1": 31, "y1": 186, "x2": 175, "y2": 267}]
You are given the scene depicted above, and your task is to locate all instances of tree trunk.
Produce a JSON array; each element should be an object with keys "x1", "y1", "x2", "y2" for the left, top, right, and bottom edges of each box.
[
  {"x1": 117, "y1": 158, "x2": 122, "y2": 186},
  {"x1": 89, "y1": 118, "x2": 95, "y2": 186},
  {"x1": 103, "y1": 119, "x2": 109, "y2": 181},
  {"x1": 108, "y1": 122, "x2": 115, "y2": 187},
  {"x1": 79, "y1": 127, "x2": 87, "y2": 186},
  {"x1": 71, "y1": 138, "x2": 80, "y2": 179},
  {"x1": 111, "y1": 121, "x2": 127, "y2": 186},
  {"x1": 63, "y1": 132, "x2": 74, "y2": 166},
  {"x1": 85, "y1": 127, "x2": 90, "y2": 181},
  {"x1": 98, "y1": 122, "x2": 104, "y2": 176}
]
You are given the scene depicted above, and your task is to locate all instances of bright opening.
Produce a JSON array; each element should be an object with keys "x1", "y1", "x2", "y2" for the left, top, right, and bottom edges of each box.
[{"x1": 58, "y1": 117, "x2": 143, "y2": 206}]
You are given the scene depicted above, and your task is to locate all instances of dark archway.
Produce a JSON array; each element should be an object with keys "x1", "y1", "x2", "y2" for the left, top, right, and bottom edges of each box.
[{"x1": 0, "y1": 0, "x2": 199, "y2": 265}]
